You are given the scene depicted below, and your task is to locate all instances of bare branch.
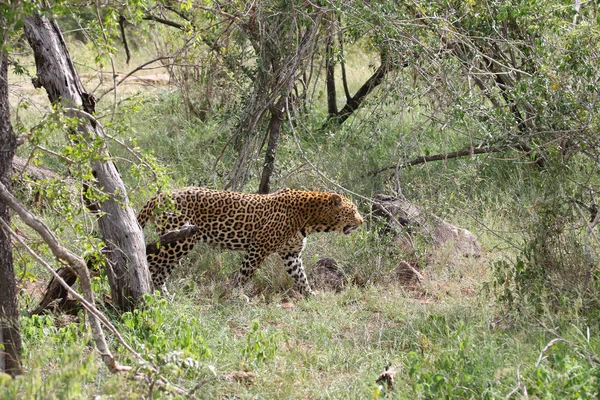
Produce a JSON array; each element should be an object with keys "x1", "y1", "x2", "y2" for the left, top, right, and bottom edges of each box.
[
  {"x1": 146, "y1": 225, "x2": 199, "y2": 255},
  {"x1": 373, "y1": 146, "x2": 504, "y2": 175}
]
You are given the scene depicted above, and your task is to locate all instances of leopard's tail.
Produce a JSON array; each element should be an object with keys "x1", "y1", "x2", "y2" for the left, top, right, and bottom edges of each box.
[{"x1": 137, "y1": 196, "x2": 160, "y2": 228}]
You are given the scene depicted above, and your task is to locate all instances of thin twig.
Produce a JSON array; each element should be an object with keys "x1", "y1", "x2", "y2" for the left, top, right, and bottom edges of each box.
[{"x1": 96, "y1": 56, "x2": 175, "y2": 101}]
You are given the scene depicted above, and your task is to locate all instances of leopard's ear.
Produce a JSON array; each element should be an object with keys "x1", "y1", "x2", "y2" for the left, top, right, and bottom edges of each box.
[{"x1": 331, "y1": 193, "x2": 342, "y2": 207}]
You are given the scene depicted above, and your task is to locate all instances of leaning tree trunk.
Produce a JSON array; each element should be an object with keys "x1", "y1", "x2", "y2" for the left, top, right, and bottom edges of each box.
[
  {"x1": 0, "y1": 49, "x2": 23, "y2": 376},
  {"x1": 23, "y1": 14, "x2": 151, "y2": 311}
]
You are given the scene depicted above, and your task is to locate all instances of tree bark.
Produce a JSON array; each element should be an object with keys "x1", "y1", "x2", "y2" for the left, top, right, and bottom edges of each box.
[
  {"x1": 329, "y1": 61, "x2": 389, "y2": 126},
  {"x1": 325, "y1": 29, "x2": 337, "y2": 117},
  {"x1": 258, "y1": 104, "x2": 285, "y2": 194},
  {"x1": 0, "y1": 49, "x2": 23, "y2": 377},
  {"x1": 23, "y1": 14, "x2": 151, "y2": 311}
]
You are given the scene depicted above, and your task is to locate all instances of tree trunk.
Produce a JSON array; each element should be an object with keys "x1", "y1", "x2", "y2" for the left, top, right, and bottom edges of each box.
[
  {"x1": 23, "y1": 14, "x2": 151, "y2": 311},
  {"x1": 325, "y1": 30, "x2": 338, "y2": 117},
  {"x1": 0, "y1": 49, "x2": 23, "y2": 377},
  {"x1": 258, "y1": 104, "x2": 285, "y2": 194},
  {"x1": 227, "y1": 14, "x2": 322, "y2": 191}
]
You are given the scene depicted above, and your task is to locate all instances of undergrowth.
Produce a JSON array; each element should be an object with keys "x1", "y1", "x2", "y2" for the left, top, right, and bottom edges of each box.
[{"x1": 4, "y1": 287, "x2": 600, "y2": 399}]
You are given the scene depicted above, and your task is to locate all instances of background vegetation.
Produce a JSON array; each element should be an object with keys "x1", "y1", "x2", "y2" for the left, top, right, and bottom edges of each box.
[{"x1": 2, "y1": 0, "x2": 600, "y2": 397}]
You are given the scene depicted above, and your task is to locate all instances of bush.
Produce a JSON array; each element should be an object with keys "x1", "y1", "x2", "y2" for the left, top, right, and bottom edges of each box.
[{"x1": 491, "y1": 197, "x2": 600, "y2": 321}]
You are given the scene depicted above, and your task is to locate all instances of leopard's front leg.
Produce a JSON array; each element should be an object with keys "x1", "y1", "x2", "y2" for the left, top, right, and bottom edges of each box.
[
  {"x1": 277, "y1": 235, "x2": 315, "y2": 296},
  {"x1": 280, "y1": 251, "x2": 315, "y2": 296}
]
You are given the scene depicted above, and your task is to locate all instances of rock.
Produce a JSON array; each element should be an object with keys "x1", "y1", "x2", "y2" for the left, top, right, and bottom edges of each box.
[
  {"x1": 311, "y1": 258, "x2": 348, "y2": 292},
  {"x1": 433, "y1": 220, "x2": 481, "y2": 258},
  {"x1": 394, "y1": 261, "x2": 423, "y2": 284},
  {"x1": 371, "y1": 194, "x2": 481, "y2": 258}
]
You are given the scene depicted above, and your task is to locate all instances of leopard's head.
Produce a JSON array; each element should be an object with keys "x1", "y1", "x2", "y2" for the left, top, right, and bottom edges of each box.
[{"x1": 310, "y1": 192, "x2": 363, "y2": 235}]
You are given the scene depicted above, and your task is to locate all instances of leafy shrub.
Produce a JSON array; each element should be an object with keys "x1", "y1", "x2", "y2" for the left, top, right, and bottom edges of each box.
[
  {"x1": 242, "y1": 319, "x2": 281, "y2": 365},
  {"x1": 120, "y1": 294, "x2": 210, "y2": 363},
  {"x1": 491, "y1": 198, "x2": 600, "y2": 321}
]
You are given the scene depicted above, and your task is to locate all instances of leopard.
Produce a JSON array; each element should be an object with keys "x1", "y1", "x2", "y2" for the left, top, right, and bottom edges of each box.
[{"x1": 137, "y1": 187, "x2": 363, "y2": 296}]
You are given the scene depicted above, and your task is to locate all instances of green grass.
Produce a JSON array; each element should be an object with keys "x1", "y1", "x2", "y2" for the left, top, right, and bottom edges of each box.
[{"x1": 4, "y1": 284, "x2": 600, "y2": 399}]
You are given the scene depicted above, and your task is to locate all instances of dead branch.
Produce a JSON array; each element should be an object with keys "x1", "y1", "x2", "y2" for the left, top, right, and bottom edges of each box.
[
  {"x1": 373, "y1": 146, "x2": 504, "y2": 175},
  {"x1": 146, "y1": 225, "x2": 199, "y2": 255}
]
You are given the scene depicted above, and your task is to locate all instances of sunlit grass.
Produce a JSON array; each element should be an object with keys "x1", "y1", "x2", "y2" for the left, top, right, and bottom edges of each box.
[{"x1": 5, "y1": 283, "x2": 600, "y2": 399}]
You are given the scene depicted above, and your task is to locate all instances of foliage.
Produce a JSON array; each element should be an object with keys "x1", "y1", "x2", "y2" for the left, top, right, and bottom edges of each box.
[
  {"x1": 242, "y1": 319, "x2": 280, "y2": 365},
  {"x1": 120, "y1": 294, "x2": 210, "y2": 362},
  {"x1": 491, "y1": 193, "x2": 600, "y2": 321},
  {"x1": 4, "y1": 288, "x2": 600, "y2": 398},
  {"x1": 4, "y1": 0, "x2": 600, "y2": 396}
]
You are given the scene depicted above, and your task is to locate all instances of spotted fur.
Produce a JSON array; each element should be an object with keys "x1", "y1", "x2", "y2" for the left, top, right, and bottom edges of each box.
[{"x1": 137, "y1": 187, "x2": 363, "y2": 296}]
